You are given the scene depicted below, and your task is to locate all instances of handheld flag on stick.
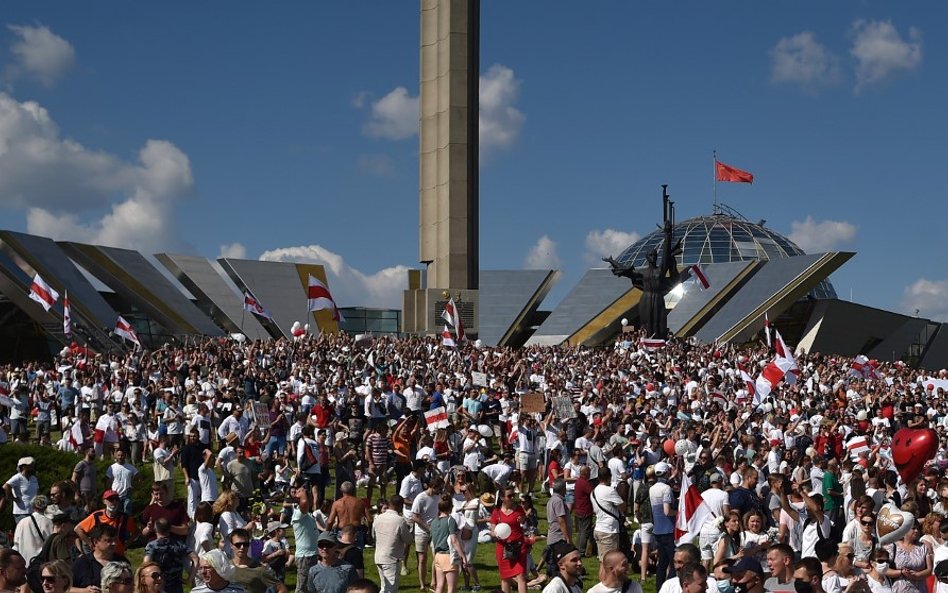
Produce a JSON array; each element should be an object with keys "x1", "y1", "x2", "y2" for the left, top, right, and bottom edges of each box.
[{"x1": 29, "y1": 274, "x2": 59, "y2": 312}]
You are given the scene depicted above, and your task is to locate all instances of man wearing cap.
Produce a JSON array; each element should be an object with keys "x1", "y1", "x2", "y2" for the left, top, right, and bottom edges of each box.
[
  {"x1": 2, "y1": 456, "x2": 39, "y2": 525},
  {"x1": 372, "y1": 495, "x2": 412, "y2": 593},
  {"x1": 650, "y1": 462, "x2": 678, "y2": 590},
  {"x1": 309, "y1": 532, "x2": 356, "y2": 593},
  {"x1": 540, "y1": 541, "x2": 583, "y2": 593},
  {"x1": 699, "y1": 472, "x2": 730, "y2": 564},
  {"x1": 75, "y1": 490, "x2": 139, "y2": 557},
  {"x1": 12, "y1": 494, "x2": 51, "y2": 563}
]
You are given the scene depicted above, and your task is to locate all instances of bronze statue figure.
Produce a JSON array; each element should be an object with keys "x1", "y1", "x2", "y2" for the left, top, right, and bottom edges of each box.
[{"x1": 603, "y1": 186, "x2": 683, "y2": 339}]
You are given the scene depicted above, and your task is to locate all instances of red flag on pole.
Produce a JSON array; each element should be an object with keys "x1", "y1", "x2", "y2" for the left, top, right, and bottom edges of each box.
[
  {"x1": 715, "y1": 160, "x2": 754, "y2": 183},
  {"x1": 115, "y1": 316, "x2": 141, "y2": 347}
]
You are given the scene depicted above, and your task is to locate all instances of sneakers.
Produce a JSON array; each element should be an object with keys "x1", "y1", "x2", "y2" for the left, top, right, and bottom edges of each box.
[{"x1": 400, "y1": 564, "x2": 408, "y2": 577}]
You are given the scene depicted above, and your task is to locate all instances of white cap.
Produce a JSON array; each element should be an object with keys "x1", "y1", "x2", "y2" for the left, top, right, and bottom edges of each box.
[{"x1": 655, "y1": 461, "x2": 670, "y2": 476}]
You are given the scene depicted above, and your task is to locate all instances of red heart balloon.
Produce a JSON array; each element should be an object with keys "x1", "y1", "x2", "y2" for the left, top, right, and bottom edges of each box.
[{"x1": 891, "y1": 428, "x2": 938, "y2": 483}]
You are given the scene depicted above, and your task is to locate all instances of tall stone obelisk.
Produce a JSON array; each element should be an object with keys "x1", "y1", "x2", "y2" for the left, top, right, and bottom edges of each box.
[{"x1": 404, "y1": 0, "x2": 480, "y2": 334}]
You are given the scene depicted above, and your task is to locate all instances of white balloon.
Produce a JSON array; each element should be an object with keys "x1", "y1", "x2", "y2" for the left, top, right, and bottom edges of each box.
[
  {"x1": 478, "y1": 425, "x2": 494, "y2": 438},
  {"x1": 494, "y1": 523, "x2": 511, "y2": 540},
  {"x1": 304, "y1": 324, "x2": 310, "y2": 332},
  {"x1": 474, "y1": 339, "x2": 483, "y2": 349},
  {"x1": 60, "y1": 347, "x2": 71, "y2": 357},
  {"x1": 876, "y1": 504, "x2": 914, "y2": 546},
  {"x1": 230, "y1": 333, "x2": 247, "y2": 343},
  {"x1": 621, "y1": 318, "x2": 628, "y2": 327},
  {"x1": 291, "y1": 321, "x2": 301, "y2": 331}
]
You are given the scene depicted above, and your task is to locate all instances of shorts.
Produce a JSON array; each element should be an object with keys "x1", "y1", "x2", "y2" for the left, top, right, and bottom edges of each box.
[
  {"x1": 415, "y1": 530, "x2": 432, "y2": 550},
  {"x1": 639, "y1": 522, "x2": 654, "y2": 545},
  {"x1": 518, "y1": 452, "x2": 538, "y2": 471},
  {"x1": 434, "y1": 552, "x2": 458, "y2": 573}
]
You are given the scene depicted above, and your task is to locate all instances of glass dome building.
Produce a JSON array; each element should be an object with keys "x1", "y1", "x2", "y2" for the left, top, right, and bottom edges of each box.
[{"x1": 613, "y1": 209, "x2": 838, "y2": 299}]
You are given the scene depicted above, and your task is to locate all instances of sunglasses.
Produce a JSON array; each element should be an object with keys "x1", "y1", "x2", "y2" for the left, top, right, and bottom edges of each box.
[
  {"x1": 862, "y1": 520, "x2": 874, "y2": 526},
  {"x1": 232, "y1": 541, "x2": 250, "y2": 548},
  {"x1": 148, "y1": 573, "x2": 163, "y2": 580},
  {"x1": 40, "y1": 576, "x2": 59, "y2": 584}
]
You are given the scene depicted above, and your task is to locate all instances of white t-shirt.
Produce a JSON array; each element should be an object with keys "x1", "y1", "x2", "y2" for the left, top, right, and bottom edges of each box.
[
  {"x1": 608, "y1": 457, "x2": 627, "y2": 486},
  {"x1": 587, "y1": 582, "x2": 644, "y2": 593},
  {"x1": 198, "y1": 464, "x2": 218, "y2": 502},
  {"x1": 657, "y1": 576, "x2": 718, "y2": 593},
  {"x1": 399, "y1": 474, "x2": 424, "y2": 519},
  {"x1": 192, "y1": 521, "x2": 216, "y2": 552},
  {"x1": 591, "y1": 484, "x2": 624, "y2": 534},
  {"x1": 799, "y1": 509, "x2": 833, "y2": 559},
  {"x1": 701, "y1": 488, "x2": 729, "y2": 517},
  {"x1": 411, "y1": 491, "x2": 439, "y2": 526},
  {"x1": 106, "y1": 463, "x2": 139, "y2": 497},
  {"x1": 542, "y1": 576, "x2": 582, "y2": 593},
  {"x1": 4, "y1": 474, "x2": 38, "y2": 515}
]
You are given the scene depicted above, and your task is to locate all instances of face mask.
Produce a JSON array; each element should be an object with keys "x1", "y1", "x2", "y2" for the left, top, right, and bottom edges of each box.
[
  {"x1": 717, "y1": 580, "x2": 735, "y2": 593},
  {"x1": 794, "y1": 579, "x2": 814, "y2": 593},
  {"x1": 874, "y1": 563, "x2": 889, "y2": 574}
]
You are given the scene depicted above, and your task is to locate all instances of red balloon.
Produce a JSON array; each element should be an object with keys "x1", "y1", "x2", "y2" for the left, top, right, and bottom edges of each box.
[
  {"x1": 892, "y1": 427, "x2": 938, "y2": 483},
  {"x1": 646, "y1": 382, "x2": 655, "y2": 392},
  {"x1": 663, "y1": 439, "x2": 676, "y2": 457}
]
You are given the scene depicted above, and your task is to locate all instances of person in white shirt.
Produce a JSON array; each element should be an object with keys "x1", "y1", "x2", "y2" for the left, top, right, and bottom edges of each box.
[
  {"x1": 699, "y1": 473, "x2": 730, "y2": 563},
  {"x1": 12, "y1": 495, "x2": 52, "y2": 563},
  {"x1": 591, "y1": 467, "x2": 625, "y2": 562},
  {"x1": 399, "y1": 461, "x2": 425, "y2": 519},
  {"x1": 657, "y1": 544, "x2": 716, "y2": 593},
  {"x1": 541, "y1": 541, "x2": 584, "y2": 593},
  {"x1": 586, "y1": 549, "x2": 644, "y2": 593},
  {"x1": 105, "y1": 449, "x2": 140, "y2": 514}
]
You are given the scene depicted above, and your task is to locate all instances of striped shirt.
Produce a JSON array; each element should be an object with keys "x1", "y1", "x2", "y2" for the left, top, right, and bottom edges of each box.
[{"x1": 366, "y1": 433, "x2": 390, "y2": 465}]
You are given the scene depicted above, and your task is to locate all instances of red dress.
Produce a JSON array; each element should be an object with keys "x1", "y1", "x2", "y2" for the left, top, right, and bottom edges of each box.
[{"x1": 491, "y1": 507, "x2": 527, "y2": 579}]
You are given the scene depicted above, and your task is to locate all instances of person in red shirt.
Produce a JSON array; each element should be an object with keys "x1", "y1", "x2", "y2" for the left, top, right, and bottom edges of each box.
[{"x1": 572, "y1": 466, "x2": 594, "y2": 558}]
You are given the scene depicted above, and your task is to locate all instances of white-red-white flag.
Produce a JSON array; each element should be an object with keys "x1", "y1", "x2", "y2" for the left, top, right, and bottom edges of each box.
[
  {"x1": 307, "y1": 275, "x2": 344, "y2": 322},
  {"x1": 243, "y1": 291, "x2": 273, "y2": 320},
  {"x1": 675, "y1": 472, "x2": 712, "y2": 544},
  {"x1": 441, "y1": 325, "x2": 456, "y2": 348},
  {"x1": 763, "y1": 312, "x2": 772, "y2": 348},
  {"x1": 845, "y1": 434, "x2": 870, "y2": 461},
  {"x1": 441, "y1": 298, "x2": 465, "y2": 341},
  {"x1": 755, "y1": 356, "x2": 795, "y2": 399},
  {"x1": 773, "y1": 330, "x2": 799, "y2": 385},
  {"x1": 424, "y1": 406, "x2": 449, "y2": 431},
  {"x1": 508, "y1": 413, "x2": 520, "y2": 445},
  {"x1": 114, "y1": 316, "x2": 141, "y2": 347},
  {"x1": 740, "y1": 369, "x2": 757, "y2": 404},
  {"x1": 63, "y1": 290, "x2": 72, "y2": 336},
  {"x1": 29, "y1": 274, "x2": 60, "y2": 312},
  {"x1": 639, "y1": 338, "x2": 666, "y2": 350},
  {"x1": 69, "y1": 421, "x2": 84, "y2": 450},
  {"x1": 689, "y1": 264, "x2": 710, "y2": 290}
]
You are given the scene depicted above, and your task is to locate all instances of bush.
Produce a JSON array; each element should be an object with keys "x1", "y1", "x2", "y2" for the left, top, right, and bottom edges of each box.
[{"x1": 0, "y1": 444, "x2": 155, "y2": 535}]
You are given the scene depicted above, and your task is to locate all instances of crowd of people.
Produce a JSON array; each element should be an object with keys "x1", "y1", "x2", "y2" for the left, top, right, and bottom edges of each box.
[{"x1": 1, "y1": 329, "x2": 948, "y2": 593}]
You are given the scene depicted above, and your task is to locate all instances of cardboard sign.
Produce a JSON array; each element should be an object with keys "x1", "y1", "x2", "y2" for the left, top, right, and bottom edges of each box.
[
  {"x1": 251, "y1": 401, "x2": 270, "y2": 427},
  {"x1": 471, "y1": 371, "x2": 488, "y2": 387},
  {"x1": 552, "y1": 396, "x2": 575, "y2": 419},
  {"x1": 521, "y1": 392, "x2": 545, "y2": 414}
]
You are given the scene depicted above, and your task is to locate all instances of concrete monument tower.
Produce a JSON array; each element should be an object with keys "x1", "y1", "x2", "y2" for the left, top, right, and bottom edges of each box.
[{"x1": 404, "y1": 0, "x2": 480, "y2": 334}]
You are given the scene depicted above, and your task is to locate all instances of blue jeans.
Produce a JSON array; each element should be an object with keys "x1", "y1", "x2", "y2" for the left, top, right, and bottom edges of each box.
[
  {"x1": 655, "y1": 532, "x2": 676, "y2": 590},
  {"x1": 265, "y1": 434, "x2": 287, "y2": 458}
]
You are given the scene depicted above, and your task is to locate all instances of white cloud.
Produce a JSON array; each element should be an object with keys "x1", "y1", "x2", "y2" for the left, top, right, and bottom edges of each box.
[
  {"x1": 524, "y1": 235, "x2": 561, "y2": 269},
  {"x1": 585, "y1": 229, "x2": 640, "y2": 264},
  {"x1": 6, "y1": 24, "x2": 76, "y2": 87},
  {"x1": 357, "y1": 153, "x2": 396, "y2": 177},
  {"x1": 788, "y1": 216, "x2": 857, "y2": 253},
  {"x1": 901, "y1": 278, "x2": 948, "y2": 322},
  {"x1": 362, "y1": 86, "x2": 418, "y2": 140},
  {"x1": 0, "y1": 92, "x2": 192, "y2": 253},
  {"x1": 360, "y1": 64, "x2": 524, "y2": 159},
  {"x1": 479, "y1": 64, "x2": 524, "y2": 158},
  {"x1": 218, "y1": 242, "x2": 247, "y2": 259},
  {"x1": 851, "y1": 20, "x2": 922, "y2": 93},
  {"x1": 770, "y1": 31, "x2": 841, "y2": 91},
  {"x1": 258, "y1": 244, "x2": 410, "y2": 309}
]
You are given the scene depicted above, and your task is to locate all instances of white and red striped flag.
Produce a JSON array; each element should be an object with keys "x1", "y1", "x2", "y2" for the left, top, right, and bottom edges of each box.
[
  {"x1": 441, "y1": 325, "x2": 456, "y2": 348},
  {"x1": 29, "y1": 273, "x2": 60, "y2": 312},
  {"x1": 763, "y1": 312, "x2": 772, "y2": 348},
  {"x1": 424, "y1": 406, "x2": 449, "y2": 431},
  {"x1": 63, "y1": 290, "x2": 72, "y2": 337},
  {"x1": 508, "y1": 413, "x2": 520, "y2": 445},
  {"x1": 307, "y1": 275, "x2": 344, "y2": 322},
  {"x1": 755, "y1": 356, "x2": 796, "y2": 400},
  {"x1": 675, "y1": 472, "x2": 712, "y2": 544},
  {"x1": 441, "y1": 297, "x2": 465, "y2": 341},
  {"x1": 846, "y1": 434, "x2": 870, "y2": 461},
  {"x1": 740, "y1": 369, "x2": 757, "y2": 404},
  {"x1": 243, "y1": 291, "x2": 273, "y2": 320},
  {"x1": 689, "y1": 264, "x2": 710, "y2": 290},
  {"x1": 639, "y1": 338, "x2": 666, "y2": 350},
  {"x1": 114, "y1": 316, "x2": 141, "y2": 347},
  {"x1": 773, "y1": 330, "x2": 799, "y2": 385},
  {"x1": 69, "y1": 421, "x2": 84, "y2": 450}
]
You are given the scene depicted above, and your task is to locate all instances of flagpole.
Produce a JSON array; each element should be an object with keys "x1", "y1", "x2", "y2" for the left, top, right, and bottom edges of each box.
[{"x1": 712, "y1": 149, "x2": 718, "y2": 212}]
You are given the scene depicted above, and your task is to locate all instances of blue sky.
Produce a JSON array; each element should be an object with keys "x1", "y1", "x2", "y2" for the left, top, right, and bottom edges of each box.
[{"x1": 0, "y1": 3, "x2": 945, "y2": 319}]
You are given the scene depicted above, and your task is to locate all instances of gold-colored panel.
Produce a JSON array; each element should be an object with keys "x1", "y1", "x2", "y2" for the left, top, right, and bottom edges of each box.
[
  {"x1": 567, "y1": 288, "x2": 643, "y2": 346},
  {"x1": 717, "y1": 252, "x2": 854, "y2": 344},
  {"x1": 674, "y1": 262, "x2": 762, "y2": 338},
  {"x1": 294, "y1": 264, "x2": 340, "y2": 333}
]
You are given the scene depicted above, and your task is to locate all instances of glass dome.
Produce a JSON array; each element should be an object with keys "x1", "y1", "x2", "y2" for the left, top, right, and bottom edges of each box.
[{"x1": 613, "y1": 211, "x2": 837, "y2": 300}]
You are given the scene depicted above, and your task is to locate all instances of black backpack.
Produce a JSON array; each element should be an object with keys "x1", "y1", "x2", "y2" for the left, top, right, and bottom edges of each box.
[{"x1": 25, "y1": 536, "x2": 56, "y2": 593}]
